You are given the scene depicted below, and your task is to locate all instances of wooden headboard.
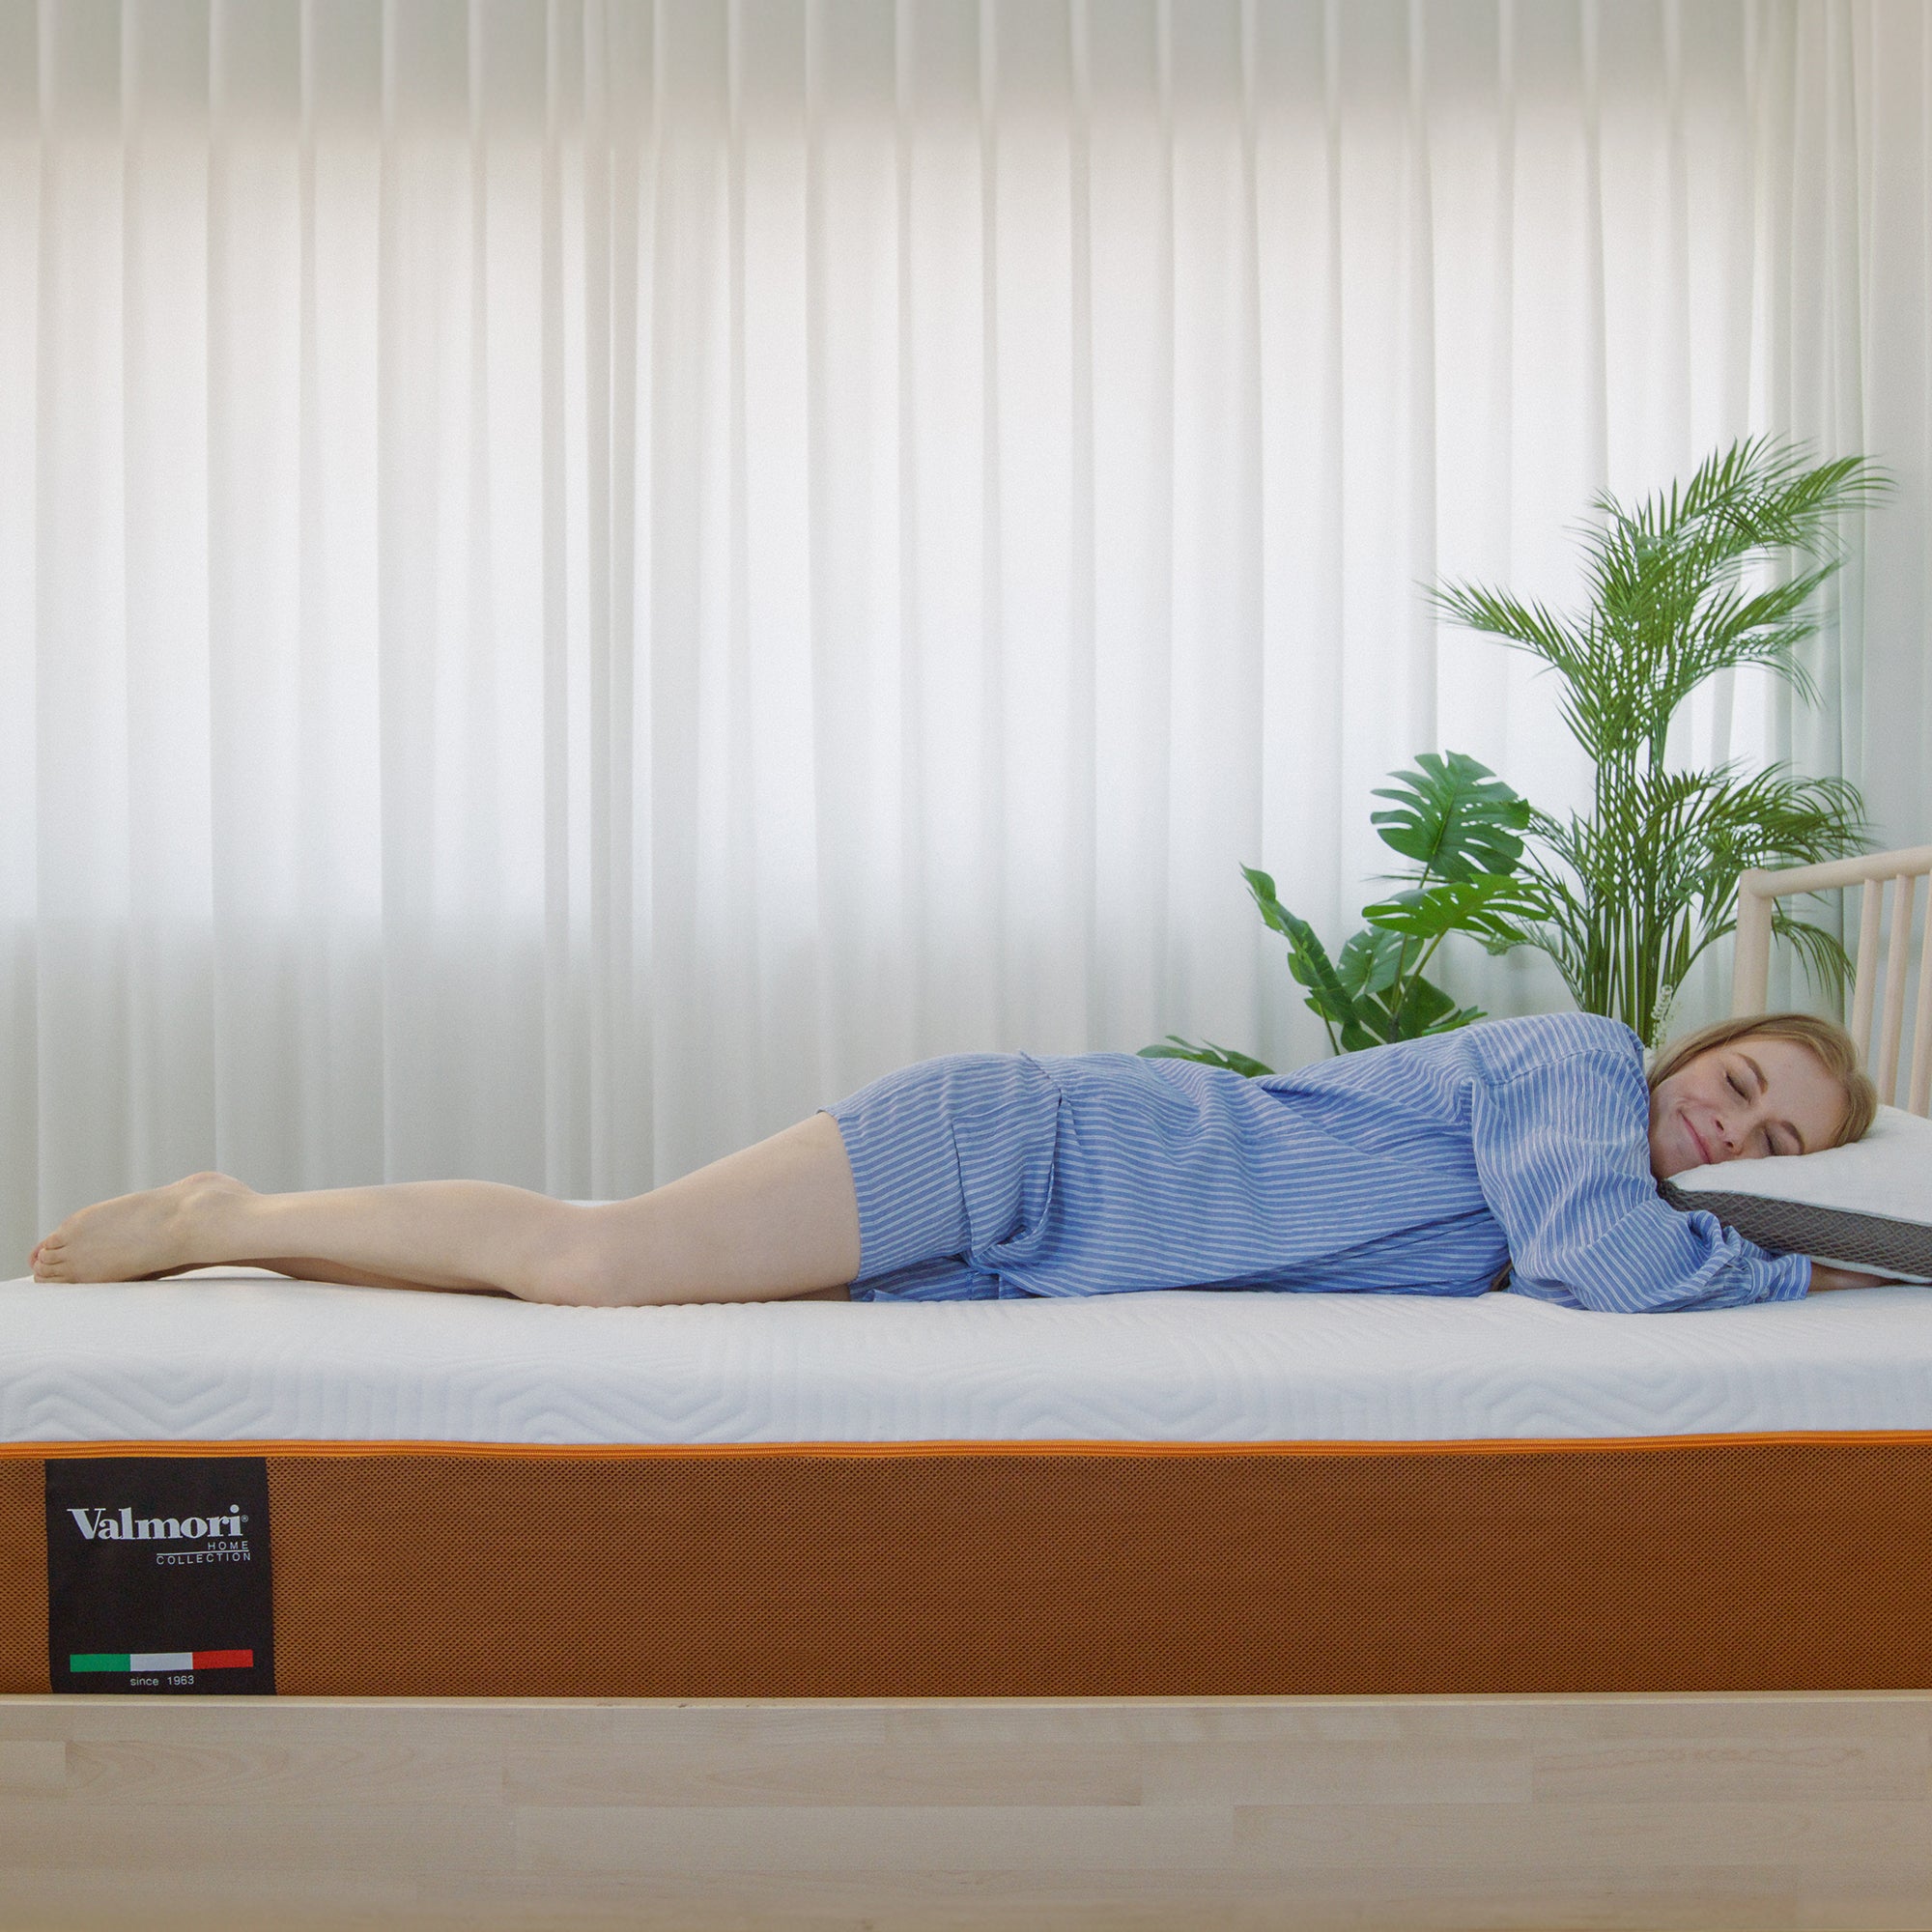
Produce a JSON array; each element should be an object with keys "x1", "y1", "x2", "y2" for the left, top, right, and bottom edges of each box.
[{"x1": 1731, "y1": 844, "x2": 1932, "y2": 1115}]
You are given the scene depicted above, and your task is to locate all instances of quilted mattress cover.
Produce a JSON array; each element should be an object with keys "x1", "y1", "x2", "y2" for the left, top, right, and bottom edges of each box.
[{"x1": 5, "y1": 1267, "x2": 1932, "y2": 1444}]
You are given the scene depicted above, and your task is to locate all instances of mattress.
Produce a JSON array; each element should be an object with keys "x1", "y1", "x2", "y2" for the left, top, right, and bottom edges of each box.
[
  {"x1": 6, "y1": 1271, "x2": 1932, "y2": 1699},
  {"x1": 7, "y1": 1269, "x2": 1932, "y2": 1443}
]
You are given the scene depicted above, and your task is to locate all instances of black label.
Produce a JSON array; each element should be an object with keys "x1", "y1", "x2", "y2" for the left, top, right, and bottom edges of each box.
[{"x1": 45, "y1": 1458, "x2": 274, "y2": 1695}]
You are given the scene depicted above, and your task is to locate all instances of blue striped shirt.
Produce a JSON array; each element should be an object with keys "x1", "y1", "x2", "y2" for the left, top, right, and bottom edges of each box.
[
  {"x1": 834, "y1": 1012, "x2": 1813, "y2": 1311},
  {"x1": 1245, "y1": 1010, "x2": 1811, "y2": 1312}
]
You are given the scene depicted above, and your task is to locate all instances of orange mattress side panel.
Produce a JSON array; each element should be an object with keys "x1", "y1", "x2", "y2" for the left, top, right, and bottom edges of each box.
[{"x1": 264, "y1": 1441, "x2": 1932, "y2": 1697}]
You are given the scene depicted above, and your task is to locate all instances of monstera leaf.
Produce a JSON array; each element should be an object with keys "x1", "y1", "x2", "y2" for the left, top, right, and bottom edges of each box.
[
  {"x1": 1334, "y1": 926, "x2": 1406, "y2": 999},
  {"x1": 1359, "y1": 875, "x2": 1538, "y2": 948},
  {"x1": 1370, "y1": 752, "x2": 1530, "y2": 881}
]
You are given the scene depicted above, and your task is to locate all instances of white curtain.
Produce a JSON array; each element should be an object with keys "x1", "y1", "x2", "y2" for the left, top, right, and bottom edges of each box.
[{"x1": 1, "y1": 0, "x2": 1927, "y2": 1261}]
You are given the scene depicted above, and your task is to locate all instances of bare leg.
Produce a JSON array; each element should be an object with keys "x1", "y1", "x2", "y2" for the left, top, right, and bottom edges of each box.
[
  {"x1": 224, "y1": 1259, "x2": 509, "y2": 1296},
  {"x1": 29, "y1": 1114, "x2": 864, "y2": 1306},
  {"x1": 223, "y1": 1257, "x2": 846, "y2": 1301}
]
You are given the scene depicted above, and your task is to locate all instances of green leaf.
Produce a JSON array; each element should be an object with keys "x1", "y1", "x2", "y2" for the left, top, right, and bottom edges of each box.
[
  {"x1": 1136, "y1": 1037, "x2": 1276, "y2": 1078},
  {"x1": 1369, "y1": 752, "x2": 1532, "y2": 883},
  {"x1": 1238, "y1": 865, "x2": 1295, "y2": 940},
  {"x1": 1401, "y1": 980, "x2": 1484, "y2": 1037},
  {"x1": 1238, "y1": 868, "x2": 1380, "y2": 1051},
  {"x1": 1334, "y1": 926, "x2": 1406, "y2": 998},
  {"x1": 1360, "y1": 972, "x2": 1485, "y2": 1039},
  {"x1": 1360, "y1": 875, "x2": 1539, "y2": 946}
]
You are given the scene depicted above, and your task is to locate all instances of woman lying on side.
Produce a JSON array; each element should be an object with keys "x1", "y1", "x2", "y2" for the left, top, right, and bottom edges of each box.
[{"x1": 27, "y1": 1010, "x2": 1898, "y2": 1310}]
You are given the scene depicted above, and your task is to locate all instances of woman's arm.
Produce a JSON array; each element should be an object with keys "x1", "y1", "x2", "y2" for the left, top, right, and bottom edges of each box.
[
  {"x1": 1469, "y1": 1050, "x2": 1810, "y2": 1312},
  {"x1": 1807, "y1": 1261, "x2": 1902, "y2": 1293}
]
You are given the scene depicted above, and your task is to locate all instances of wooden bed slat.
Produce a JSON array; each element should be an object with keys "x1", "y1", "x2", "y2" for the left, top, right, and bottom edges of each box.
[
  {"x1": 1878, "y1": 874, "x2": 1918, "y2": 1106},
  {"x1": 1733, "y1": 846, "x2": 1932, "y2": 1117},
  {"x1": 1910, "y1": 877, "x2": 1932, "y2": 1114},
  {"x1": 1851, "y1": 875, "x2": 1886, "y2": 1062}
]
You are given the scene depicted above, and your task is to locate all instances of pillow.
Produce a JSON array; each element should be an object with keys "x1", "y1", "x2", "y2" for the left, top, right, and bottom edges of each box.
[{"x1": 1662, "y1": 1104, "x2": 1932, "y2": 1282}]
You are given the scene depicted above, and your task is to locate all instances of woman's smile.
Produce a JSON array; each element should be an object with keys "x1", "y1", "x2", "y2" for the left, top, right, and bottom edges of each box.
[{"x1": 1648, "y1": 1036, "x2": 1848, "y2": 1181}]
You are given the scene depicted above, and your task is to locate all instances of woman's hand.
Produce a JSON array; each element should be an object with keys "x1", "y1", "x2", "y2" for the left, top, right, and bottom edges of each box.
[{"x1": 1808, "y1": 1261, "x2": 1903, "y2": 1293}]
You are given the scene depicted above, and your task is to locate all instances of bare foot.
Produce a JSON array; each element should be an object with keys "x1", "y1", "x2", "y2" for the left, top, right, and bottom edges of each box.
[{"x1": 31, "y1": 1174, "x2": 256, "y2": 1284}]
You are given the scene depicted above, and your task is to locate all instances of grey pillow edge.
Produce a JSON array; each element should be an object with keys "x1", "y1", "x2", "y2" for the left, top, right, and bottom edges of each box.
[{"x1": 1661, "y1": 1184, "x2": 1932, "y2": 1278}]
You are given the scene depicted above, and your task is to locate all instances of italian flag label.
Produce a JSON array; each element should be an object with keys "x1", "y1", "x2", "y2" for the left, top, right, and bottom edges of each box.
[
  {"x1": 70, "y1": 1650, "x2": 255, "y2": 1674},
  {"x1": 44, "y1": 1456, "x2": 275, "y2": 1695}
]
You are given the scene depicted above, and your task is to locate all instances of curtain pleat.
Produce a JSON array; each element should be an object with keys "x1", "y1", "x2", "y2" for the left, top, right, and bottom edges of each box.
[{"x1": 3, "y1": 0, "x2": 1928, "y2": 1264}]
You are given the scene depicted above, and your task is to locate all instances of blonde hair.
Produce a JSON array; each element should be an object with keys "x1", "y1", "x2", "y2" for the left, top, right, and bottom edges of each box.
[{"x1": 1647, "y1": 1010, "x2": 1876, "y2": 1150}]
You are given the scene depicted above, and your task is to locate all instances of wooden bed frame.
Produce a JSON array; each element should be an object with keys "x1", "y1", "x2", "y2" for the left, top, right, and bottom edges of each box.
[
  {"x1": 1732, "y1": 843, "x2": 1932, "y2": 1106},
  {"x1": 2, "y1": 1690, "x2": 1929, "y2": 1928},
  {"x1": 5, "y1": 850, "x2": 1931, "y2": 1931}
]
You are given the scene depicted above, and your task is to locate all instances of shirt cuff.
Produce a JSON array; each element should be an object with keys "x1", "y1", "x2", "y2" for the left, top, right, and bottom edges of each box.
[{"x1": 1762, "y1": 1252, "x2": 1813, "y2": 1302}]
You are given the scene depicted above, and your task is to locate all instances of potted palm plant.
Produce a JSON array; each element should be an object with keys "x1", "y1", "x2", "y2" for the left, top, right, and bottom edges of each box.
[
  {"x1": 1146, "y1": 439, "x2": 1885, "y2": 1071},
  {"x1": 1433, "y1": 437, "x2": 1886, "y2": 1045}
]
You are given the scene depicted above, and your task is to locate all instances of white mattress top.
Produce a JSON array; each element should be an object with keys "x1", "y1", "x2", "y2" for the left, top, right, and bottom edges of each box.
[{"x1": 5, "y1": 1270, "x2": 1932, "y2": 1444}]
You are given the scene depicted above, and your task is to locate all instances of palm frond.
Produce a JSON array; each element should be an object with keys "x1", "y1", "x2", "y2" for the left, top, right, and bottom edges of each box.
[{"x1": 1769, "y1": 909, "x2": 1859, "y2": 1001}]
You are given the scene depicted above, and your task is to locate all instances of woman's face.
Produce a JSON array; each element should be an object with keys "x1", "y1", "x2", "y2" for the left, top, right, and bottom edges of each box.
[{"x1": 1647, "y1": 1037, "x2": 1847, "y2": 1181}]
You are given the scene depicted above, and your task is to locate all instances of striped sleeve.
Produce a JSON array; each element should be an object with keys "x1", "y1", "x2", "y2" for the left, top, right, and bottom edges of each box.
[{"x1": 1469, "y1": 1047, "x2": 1812, "y2": 1314}]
